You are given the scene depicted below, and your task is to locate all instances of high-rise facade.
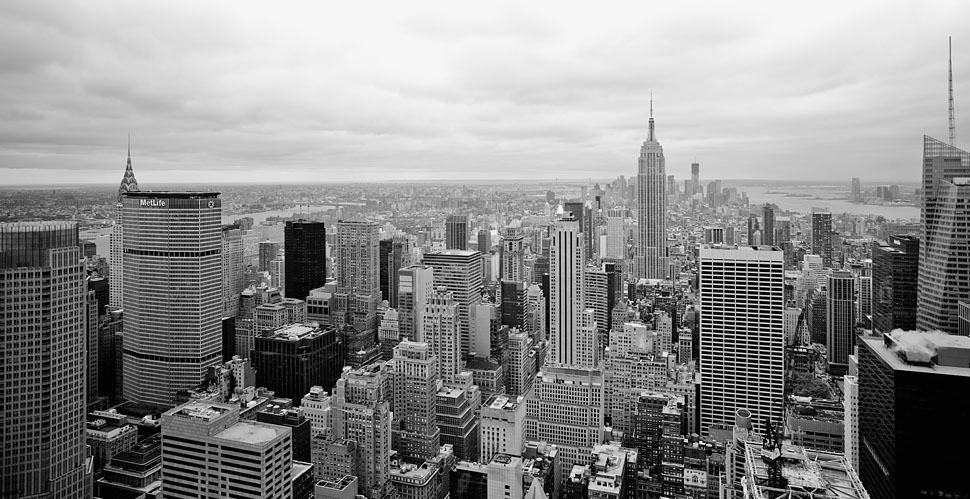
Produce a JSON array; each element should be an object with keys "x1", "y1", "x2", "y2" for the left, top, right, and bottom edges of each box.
[
  {"x1": 250, "y1": 323, "x2": 342, "y2": 401},
  {"x1": 109, "y1": 147, "x2": 140, "y2": 309},
  {"x1": 550, "y1": 217, "x2": 586, "y2": 367},
  {"x1": 501, "y1": 225, "x2": 525, "y2": 282},
  {"x1": 422, "y1": 250, "x2": 482, "y2": 357},
  {"x1": 446, "y1": 214, "x2": 469, "y2": 251},
  {"x1": 259, "y1": 240, "x2": 281, "y2": 272},
  {"x1": 161, "y1": 401, "x2": 293, "y2": 498},
  {"x1": 872, "y1": 235, "x2": 919, "y2": 334},
  {"x1": 605, "y1": 208, "x2": 626, "y2": 260},
  {"x1": 690, "y1": 162, "x2": 700, "y2": 196},
  {"x1": 851, "y1": 177, "x2": 862, "y2": 202},
  {"x1": 636, "y1": 105, "x2": 668, "y2": 279},
  {"x1": 524, "y1": 365, "x2": 605, "y2": 470},
  {"x1": 385, "y1": 236, "x2": 412, "y2": 308},
  {"x1": 398, "y1": 264, "x2": 434, "y2": 342},
  {"x1": 918, "y1": 136, "x2": 970, "y2": 333},
  {"x1": 330, "y1": 363, "x2": 394, "y2": 499},
  {"x1": 812, "y1": 212, "x2": 833, "y2": 268},
  {"x1": 391, "y1": 340, "x2": 441, "y2": 461},
  {"x1": 424, "y1": 288, "x2": 463, "y2": 383},
  {"x1": 761, "y1": 205, "x2": 775, "y2": 246},
  {"x1": 284, "y1": 220, "x2": 327, "y2": 302},
  {"x1": 221, "y1": 225, "x2": 244, "y2": 317},
  {"x1": 858, "y1": 333, "x2": 970, "y2": 498},
  {"x1": 122, "y1": 192, "x2": 223, "y2": 405},
  {"x1": 699, "y1": 246, "x2": 784, "y2": 436},
  {"x1": 826, "y1": 270, "x2": 856, "y2": 374},
  {"x1": 334, "y1": 220, "x2": 381, "y2": 333},
  {"x1": 1, "y1": 222, "x2": 88, "y2": 498}
]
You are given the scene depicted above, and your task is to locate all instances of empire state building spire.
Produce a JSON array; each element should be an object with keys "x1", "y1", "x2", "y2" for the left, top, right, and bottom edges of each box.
[
  {"x1": 648, "y1": 91, "x2": 655, "y2": 142},
  {"x1": 117, "y1": 135, "x2": 140, "y2": 204},
  {"x1": 636, "y1": 94, "x2": 667, "y2": 279}
]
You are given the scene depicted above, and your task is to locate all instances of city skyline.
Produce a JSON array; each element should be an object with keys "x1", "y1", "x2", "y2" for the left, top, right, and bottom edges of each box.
[{"x1": 1, "y1": 1, "x2": 968, "y2": 185}]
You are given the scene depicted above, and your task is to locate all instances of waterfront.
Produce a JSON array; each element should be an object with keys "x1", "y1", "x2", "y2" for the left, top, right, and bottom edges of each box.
[{"x1": 737, "y1": 184, "x2": 919, "y2": 220}]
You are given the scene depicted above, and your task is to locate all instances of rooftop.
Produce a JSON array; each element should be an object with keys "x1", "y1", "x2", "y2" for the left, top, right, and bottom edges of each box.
[
  {"x1": 214, "y1": 421, "x2": 287, "y2": 445},
  {"x1": 864, "y1": 332, "x2": 970, "y2": 376},
  {"x1": 124, "y1": 191, "x2": 219, "y2": 199},
  {"x1": 743, "y1": 440, "x2": 869, "y2": 499},
  {"x1": 484, "y1": 393, "x2": 519, "y2": 411},
  {"x1": 165, "y1": 401, "x2": 233, "y2": 422}
]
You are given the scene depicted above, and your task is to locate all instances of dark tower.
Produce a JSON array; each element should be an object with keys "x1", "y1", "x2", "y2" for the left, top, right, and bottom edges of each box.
[{"x1": 284, "y1": 220, "x2": 327, "y2": 301}]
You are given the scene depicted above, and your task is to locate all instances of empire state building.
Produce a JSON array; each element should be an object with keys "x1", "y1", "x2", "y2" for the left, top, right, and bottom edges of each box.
[{"x1": 636, "y1": 101, "x2": 668, "y2": 279}]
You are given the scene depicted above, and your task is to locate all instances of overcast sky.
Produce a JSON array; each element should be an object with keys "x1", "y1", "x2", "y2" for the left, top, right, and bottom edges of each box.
[{"x1": 1, "y1": 1, "x2": 967, "y2": 185}]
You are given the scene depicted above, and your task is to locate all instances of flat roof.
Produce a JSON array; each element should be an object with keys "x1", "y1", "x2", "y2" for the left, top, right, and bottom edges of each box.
[
  {"x1": 214, "y1": 421, "x2": 286, "y2": 445},
  {"x1": 862, "y1": 334, "x2": 970, "y2": 377},
  {"x1": 124, "y1": 191, "x2": 219, "y2": 198}
]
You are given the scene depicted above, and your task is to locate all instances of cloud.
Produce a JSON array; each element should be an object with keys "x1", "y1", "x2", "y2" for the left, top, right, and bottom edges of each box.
[{"x1": 0, "y1": 0, "x2": 968, "y2": 185}]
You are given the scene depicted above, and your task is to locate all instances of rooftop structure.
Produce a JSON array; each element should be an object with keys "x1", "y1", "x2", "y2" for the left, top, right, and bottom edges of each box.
[{"x1": 742, "y1": 440, "x2": 869, "y2": 499}]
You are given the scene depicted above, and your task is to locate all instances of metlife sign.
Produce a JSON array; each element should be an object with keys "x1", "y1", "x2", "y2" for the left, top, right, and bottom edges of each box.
[{"x1": 139, "y1": 199, "x2": 166, "y2": 208}]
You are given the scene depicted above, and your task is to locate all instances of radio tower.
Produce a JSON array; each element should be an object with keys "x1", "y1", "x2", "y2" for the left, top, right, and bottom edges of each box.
[{"x1": 950, "y1": 36, "x2": 956, "y2": 146}]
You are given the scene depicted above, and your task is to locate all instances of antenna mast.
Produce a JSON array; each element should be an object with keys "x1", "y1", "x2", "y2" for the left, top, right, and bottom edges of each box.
[{"x1": 950, "y1": 36, "x2": 956, "y2": 146}]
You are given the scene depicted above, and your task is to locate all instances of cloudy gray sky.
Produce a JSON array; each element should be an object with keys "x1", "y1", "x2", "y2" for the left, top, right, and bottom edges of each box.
[{"x1": 1, "y1": 1, "x2": 967, "y2": 185}]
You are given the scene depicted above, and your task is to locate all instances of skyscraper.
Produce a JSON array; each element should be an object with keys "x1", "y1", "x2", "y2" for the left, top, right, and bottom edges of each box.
[
  {"x1": 1, "y1": 222, "x2": 87, "y2": 498},
  {"x1": 918, "y1": 136, "x2": 970, "y2": 333},
  {"x1": 501, "y1": 224, "x2": 525, "y2": 282},
  {"x1": 330, "y1": 363, "x2": 394, "y2": 499},
  {"x1": 699, "y1": 246, "x2": 784, "y2": 435},
  {"x1": 550, "y1": 217, "x2": 586, "y2": 366},
  {"x1": 605, "y1": 208, "x2": 626, "y2": 260},
  {"x1": 424, "y1": 288, "x2": 463, "y2": 383},
  {"x1": 422, "y1": 250, "x2": 482, "y2": 357},
  {"x1": 390, "y1": 340, "x2": 441, "y2": 461},
  {"x1": 446, "y1": 214, "x2": 469, "y2": 251},
  {"x1": 221, "y1": 224, "x2": 244, "y2": 317},
  {"x1": 477, "y1": 228, "x2": 491, "y2": 253},
  {"x1": 812, "y1": 212, "x2": 833, "y2": 268},
  {"x1": 334, "y1": 220, "x2": 381, "y2": 333},
  {"x1": 826, "y1": 270, "x2": 856, "y2": 375},
  {"x1": 761, "y1": 204, "x2": 775, "y2": 246},
  {"x1": 109, "y1": 145, "x2": 140, "y2": 309},
  {"x1": 258, "y1": 240, "x2": 281, "y2": 272},
  {"x1": 161, "y1": 401, "x2": 293, "y2": 498},
  {"x1": 851, "y1": 177, "x2": 862, "y2": 202},
  {"x1": 871, "y1": 236, "x2": 919, "y2": 334},
  {"x1": 398, "y1": 264, "x2": 434, "y2": 342},
  {"x1": 636, "y1": 101, "x2": 668, "y2": 279},
  {"x1": 690, "y1": 162, "x2": 700, "y2": 195},
  {"x1": 285, "y1": 220, "x2": 327, "y2": 302},
  {"x1": 858, "y1": 333, "x2": 970, "y2": 498},
  {"x1": 122, "y1": 192, "x2": 222, "y2": 406},
  {"x1": 250, "y1": 323, "x2": 342, "y2": 401}
]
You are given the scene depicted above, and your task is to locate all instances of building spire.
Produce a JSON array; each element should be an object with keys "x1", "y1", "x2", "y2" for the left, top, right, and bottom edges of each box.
[
  {"x1": 648, "y1": 91, "x2": 656, "y2": 142},
  {"x1": 949, "y1": 36, "x2": 956, "y2": 146},
  {"x1": 117, "y1": 135, "x2": 140, "y2": 204}
]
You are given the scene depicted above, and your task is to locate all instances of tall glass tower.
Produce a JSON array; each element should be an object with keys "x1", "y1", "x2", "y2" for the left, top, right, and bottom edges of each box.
[
  {"x1": 1, "y1": 222, "x2": 87, "y2": 498},
  {"x1": 636, "y1": 101, "x2": 667, "y2": 279},
  {"x1": 121, "y1": 191, "x2": 223, "y2": 405},
  {"x1": 284, "y1": 220, "x2": 327, "y2": 302},
  {"x1": 918, "y1": 136, "x2": 970, "y2": 333}
]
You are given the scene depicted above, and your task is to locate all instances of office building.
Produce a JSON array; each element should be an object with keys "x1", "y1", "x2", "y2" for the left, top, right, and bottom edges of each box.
[
  {"x1": 636, "y1": 104, "x2": 668, "y2": 279},
  {"x1": 699, "y1": 246, "x2": 785, "y2": 436},
  {"x1": 96, "y1": 435, "x2": 162, "y2": 498},
  {"x1": 843, "y1": 375, "x2": 859, "y2": 473},
  {"x1": 121, "y1": 191, "x2": 222, "y2": 406},
  {"x1": 250, "y1": 323, "x2": 342, "y2": 402},
  {"x1": 690, "y1": 162, "x2": 700, "y2": 195},
  {"x1": 391, "y1": 340, "x2": 441, "y2": 461},
  {"x1": 383, "y1": 236, "x2": 412, "y2": 308},
  {"x1": 478, "y1": 228, "x2": 492, "y2": 253},
  {"x1": 605, "y1": 208, "x2": 626, "y2": 260},
  {"x1": 256, "y1": 402, "x2": 312, "y2": 462},
  {"x1": 334, "y1": 219, "x2": 381, "y2": 333},
  {"x1": 762, "y1": 204, "x2": 775, "y2": 246},
  {"x1": 858, "y1": 332, "x2": 970, "y2": 498},
  {"x1": 812, "y1": 212, "x2": 833, "y2": 268},
  {"x1": 109, "y1": 147, "x2": 140, "y2": 309},
  {"x1": 259, "y1": 240, "x2": 281, "y2": 272},
  {"x1": 851, "y1": 177, "x2": 862, "y2": 202},
  {"x1": 399, "y1": 264, "x2": 434, "y2": 342},
  {"x1": 564, "y1": 201, "x2": 593, "y2": 258},
  {"x1": 86, "y1": 410, "x2": 138, "y2": 472},
  {"x1": 480, "y1": 394, "x2": 527, "y2": 463},
  {"x1": 285, "y1": 220, "x2": 327, "y2": 301},
  {"x1": 301, "y1": 386, "x2": 332, "y2": 438},
  {"x1": 827, "y1": 271, "x2": 856, "y2": 374},
  {"x1": 0, "y1": 222, "x2": 88, "y2": 498},
  {"x1": 378, "y1": 308, "x2": 401, "y2": 360},
  {"x1": 502, "y1": 224, "x2": 526, "y2": 282},
  {"x1": 918, "y1": 136, "x2": 970, "y2": 333},
  {"x1": 437, "y1": 374, "x2": 481, "y2": 462},
  {"x1": 161, "y1": 401, "x2": 292, "y2": 498},
  {"x1": 524, "y1": 284, "x2": 545, "y2": 341},
  {"x1": 222, "y1": 224, "x2": 245, "y2": 317},
  {"x1": 423, "y1": 250, "x2": 483, "y2": 357},
  {"x1": 447, "y1": 214, "x2": 469, "y2": 250},
  {"x1": 525, "y1": 365, "x2": 605, "y2": 470},
  {"x1": 550, "y1": 217, "x2": 587, "y2": 366},
  {"x1": 507, "y1": 330, "x2": 536, "y2": 397},
  {"x1": 329, "y1": 363, "x2": 394, "y2": 499},
  {"x1": 424, "y1": 288, "x2": 463, "y2": 382},
  {"x1": 501, "y1": 279, "x2": 527, "y2": 329},
  {"x1": 584, "y1": 265, "x2": 609, "y2": 335}
]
